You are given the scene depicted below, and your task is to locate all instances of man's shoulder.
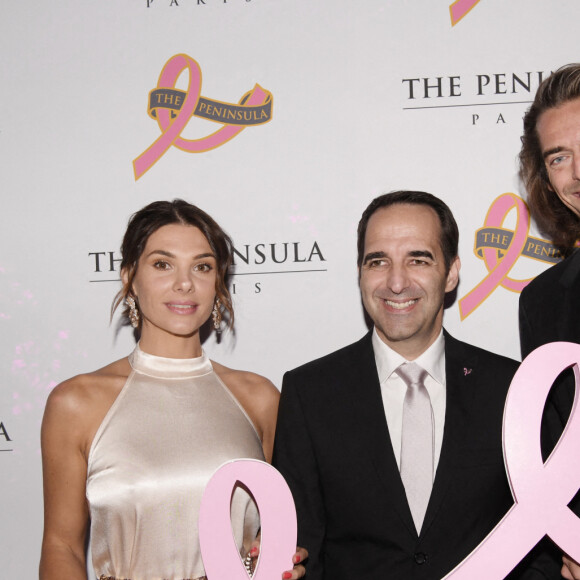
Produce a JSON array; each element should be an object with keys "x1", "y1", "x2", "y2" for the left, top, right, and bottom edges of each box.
[
  {"x1": 521, "y1": 250, "x2": 579, "y2": 300},
  {"x1": 444, "y1": 331, "x2": 519, "y2": 374}
]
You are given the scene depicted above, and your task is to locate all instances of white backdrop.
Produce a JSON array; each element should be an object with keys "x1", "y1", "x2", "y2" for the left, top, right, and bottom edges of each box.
[{"x1": 1, "y1": 1, "x2": 579, "y2": 576}]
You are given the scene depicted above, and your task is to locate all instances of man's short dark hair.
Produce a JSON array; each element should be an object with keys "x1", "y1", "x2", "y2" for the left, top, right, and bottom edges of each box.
[
  {"x1": 520, "y1": 63, "x2": 580, "y2": 252},
  {"x1": 357, "y1": 190, "x2": 459, "y2": 272}
]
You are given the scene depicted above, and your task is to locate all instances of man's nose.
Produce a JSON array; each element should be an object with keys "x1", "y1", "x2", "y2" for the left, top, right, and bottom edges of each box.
[{"x1": 386, "y1": 264, "x2": 410, "y2": 294}]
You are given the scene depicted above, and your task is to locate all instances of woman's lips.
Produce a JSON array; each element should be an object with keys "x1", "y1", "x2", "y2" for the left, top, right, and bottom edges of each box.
[{"x1": 166, "y1": 302, "x2": 198, "y2": 314}]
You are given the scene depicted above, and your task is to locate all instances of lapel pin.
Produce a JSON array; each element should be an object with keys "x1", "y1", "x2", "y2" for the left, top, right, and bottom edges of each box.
[{"x1": 463, "y1": 367, "x2": 472, "y2": 376}]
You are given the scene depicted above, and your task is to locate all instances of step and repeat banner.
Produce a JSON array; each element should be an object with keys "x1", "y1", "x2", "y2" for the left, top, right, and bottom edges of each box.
[{"x1": 1, "y1": 1, "x2": 578, "y2": 576}]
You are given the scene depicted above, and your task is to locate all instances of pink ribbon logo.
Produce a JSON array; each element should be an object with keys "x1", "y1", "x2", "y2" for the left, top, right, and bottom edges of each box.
[
  {"x1": 444, "y1": 341, "x2": 580, "y2": 578},
  {"x1": 133, "y1": 54, "x2": 273, "y2": 180},
  {"x1": 459, "y1": 193, "x2": 533, "y2": 319},
  {"x1": 198, "y1": 459, "x2": 297, "y2": 579},
  {"x1": 449, "y1": 0, "x2": 481, "y2": 25}
]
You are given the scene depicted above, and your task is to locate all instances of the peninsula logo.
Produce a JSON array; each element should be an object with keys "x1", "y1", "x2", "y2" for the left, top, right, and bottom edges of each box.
[
  {"x1": 88, "y1": 240, "x2": 327, "y2": 295},
  {"x1": 232, "y1": 242, "x2": 325, "y2": 267},
  {"x1": 0, "y1": 421, "x2": 13, "y2": 452},
  {"x1": 401, "y1": 68, "x2": 549, "y2": 126},
  {"x1": 133, "y1": 54, "x2": 273, "y2": 180},
  {"x1": 229, "y1": 241, "x2": 327, "y2": 295},
  {"x1": 458, "y1": 193, "x2": 563, "y2": 319}
]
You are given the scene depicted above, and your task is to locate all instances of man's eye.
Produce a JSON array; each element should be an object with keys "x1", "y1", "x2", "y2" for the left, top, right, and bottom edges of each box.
[{"x1": 549, "y1": 155, "x2": 566, "y2": 167}]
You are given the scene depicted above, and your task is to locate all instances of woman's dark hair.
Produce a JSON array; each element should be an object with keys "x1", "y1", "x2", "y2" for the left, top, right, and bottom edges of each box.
[{"x1": 112, "y1": 199, "x2": 234, "y2": 330}]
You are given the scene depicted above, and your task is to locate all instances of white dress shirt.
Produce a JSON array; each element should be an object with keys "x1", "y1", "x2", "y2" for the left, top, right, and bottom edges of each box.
[{"x1": 372, "y1": 327, "x2": 446, "y2": 478}]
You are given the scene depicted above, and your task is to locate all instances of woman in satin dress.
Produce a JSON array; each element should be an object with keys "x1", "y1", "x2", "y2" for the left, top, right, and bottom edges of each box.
[{"x1": 39, "y1": 199, "x2": 305, "y2": 580}]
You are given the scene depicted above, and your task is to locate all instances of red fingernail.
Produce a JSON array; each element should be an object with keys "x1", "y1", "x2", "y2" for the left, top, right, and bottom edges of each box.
[
  {"x1": 294, "y1": 555, "x2": 301, "y2": 563},
  {"x1": 283, "y1": 573, "x2": 292, "y2": 579}
]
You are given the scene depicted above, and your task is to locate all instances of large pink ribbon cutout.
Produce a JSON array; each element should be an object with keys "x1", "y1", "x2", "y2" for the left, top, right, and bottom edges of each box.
[
  {"x1": 199, "y1": 459, "x2": 297, "y2": 579},
  {"x1": 133, "y1": 54, "x2": 270, "y2": 180},
  {"x1": 449, "y1": 0, "x2": 481, "y2": 25},
  {"x1": 444, "y1": 342, "x2": 580, "y2": 579},
  {"x1": 459, "y1": 193, "x2": 532, "y2": 319}
]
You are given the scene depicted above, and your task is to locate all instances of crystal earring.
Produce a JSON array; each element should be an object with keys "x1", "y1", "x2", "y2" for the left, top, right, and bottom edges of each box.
[
  {"x1": 212, "y1": 298, "x2": 222, "y2": 332},
  {"x1": 126, "y1": 295, "x2": 140, "y2": 328}
]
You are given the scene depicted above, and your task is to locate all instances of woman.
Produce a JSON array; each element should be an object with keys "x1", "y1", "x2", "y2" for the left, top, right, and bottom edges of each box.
[{"x1": 40, "y1": 199, "x2": 305, "y2": 580}]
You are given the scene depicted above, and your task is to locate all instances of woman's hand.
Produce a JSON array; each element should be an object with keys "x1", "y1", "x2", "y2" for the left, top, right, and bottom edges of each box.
[
  {"x1": 282, "y1": 546, "x2": 307, "y2": 579},
  {"x1": 248, "y1": 543, "x2": 308, "y2": 579}
]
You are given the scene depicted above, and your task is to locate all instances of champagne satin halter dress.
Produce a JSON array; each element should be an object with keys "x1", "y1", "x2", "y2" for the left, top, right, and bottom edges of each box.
[{"x1": 86, "y1": 345, "x2": 264, "y2": 580}]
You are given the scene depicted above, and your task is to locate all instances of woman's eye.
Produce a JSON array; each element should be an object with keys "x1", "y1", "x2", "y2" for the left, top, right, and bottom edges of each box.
[
  {"x1": 153, "y1": 260, "x2": 170, "y2": 270},
  {"x1": 194, "y1": 262, "x2": 213, "y2": 272}
]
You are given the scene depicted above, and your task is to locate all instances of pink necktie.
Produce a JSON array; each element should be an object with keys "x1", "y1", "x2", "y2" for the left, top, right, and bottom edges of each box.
[{"x1": 396, "y1": 362, "x2": 434, "y2": 533}]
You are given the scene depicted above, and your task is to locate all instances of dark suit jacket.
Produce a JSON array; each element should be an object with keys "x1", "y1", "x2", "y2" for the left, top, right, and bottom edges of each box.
[
  {"x1": 520, "y1": 249, "x2": 580, "y2": 516},
  {"x1": 274, "y1": 331, "x2": 560, "y2": 579},
  {"x1": 519, "y1": 249, "x2": 580, "y2": 429}
]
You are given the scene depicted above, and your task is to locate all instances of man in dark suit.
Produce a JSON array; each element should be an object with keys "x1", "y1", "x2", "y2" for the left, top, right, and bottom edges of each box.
[
  {"x1": 274, "y1": 190, "x2": 559, "y2": 579},
  {"x1": 519, "y1": 63, "x2": 580, "y2": 580}
]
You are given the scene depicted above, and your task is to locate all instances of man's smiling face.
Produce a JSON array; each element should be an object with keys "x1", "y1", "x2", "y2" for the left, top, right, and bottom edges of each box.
[{"x1": 359, "y1": 203, "x2": 459, "y2": 360}]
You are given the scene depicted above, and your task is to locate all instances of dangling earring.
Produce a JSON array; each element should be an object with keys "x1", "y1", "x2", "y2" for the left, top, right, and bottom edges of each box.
[
  {"x1": 126, "y1": 295, "x2": 140, "y2": 328},
  {"x1": 212, "y1": 298, "x2": 222, "y2": 332}
]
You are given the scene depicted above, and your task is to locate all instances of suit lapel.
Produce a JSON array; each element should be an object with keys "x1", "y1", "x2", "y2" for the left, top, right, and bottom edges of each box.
[
  {"x1": 344, "y1": 333, "x2": 417, "y2": 535},
  {"x1": 421, "y1": 332, "x2": 478, "y2": 535}
]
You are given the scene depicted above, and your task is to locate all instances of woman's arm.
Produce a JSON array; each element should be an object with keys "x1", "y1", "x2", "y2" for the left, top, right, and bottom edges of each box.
[{"x1": 39, "y1": 379, "x2": 92, "y2": 580}]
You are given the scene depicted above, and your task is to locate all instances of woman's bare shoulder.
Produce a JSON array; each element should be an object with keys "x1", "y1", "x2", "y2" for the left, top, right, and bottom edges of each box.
[
  {"x1": 211, "y1": 360, "x2": 279, "y2": 400},
  {"x1": 44, "y1": 357, "x2": 132, "y2": 420},
  {"x1": 42, "y1": 357, "x2": 133, "y2": 457},
  {"x1": 211, "y1": 361, "x2": 280, "y2": 460}
]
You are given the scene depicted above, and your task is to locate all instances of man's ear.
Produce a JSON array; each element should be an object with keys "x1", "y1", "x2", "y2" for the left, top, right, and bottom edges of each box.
[{"x1": 445, "y1": 256, "x2": 461, "y2": 293}]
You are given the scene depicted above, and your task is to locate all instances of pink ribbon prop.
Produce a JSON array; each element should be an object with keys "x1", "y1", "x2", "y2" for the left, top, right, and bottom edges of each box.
[
  {"x1": 443, "y1": 342, "x2": 580, "y2": 579},
  {"x1": 459, "y1": 193, "x2": 532, "y2": 319},
  {"x1": 199, "y1": 459, "x2": 298, "y2": 579},
  {"x1": 133, "y1": 54, "x2": 270, "y2": 179},
  {"x1": 449, "y1": 0, "x2": 481, "y2": 25}
]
